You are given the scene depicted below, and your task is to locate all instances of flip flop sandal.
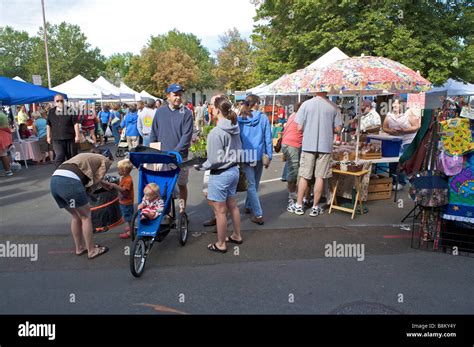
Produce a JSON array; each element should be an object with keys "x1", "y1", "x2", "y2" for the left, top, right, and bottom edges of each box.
[
  {"x1": 225, "y1": 236, "x2": 243, "y2": 245},
  {"x1": 88, "y1": 246, "x2": 109, "y2": 260},
  {"x1": 75, "y1": 244, "x2": 102, "y2": 256},
  {"x1": 207, "y1": 243, "x2": 227, "y2": 254}
]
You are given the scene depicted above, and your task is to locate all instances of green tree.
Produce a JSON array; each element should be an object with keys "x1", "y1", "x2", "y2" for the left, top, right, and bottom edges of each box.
[
  {"x1": 125, "y1": 48, "x2": 159, "y2": 94},
  {"x1": 27, "y1": 22, "x2": 105, "y2": 86},
  {"x1": 103, "y1": 52, "x2": 134, "y2": 85},
  {"x1": 125, "y1": 29, "x2": 215, "y2": 95},
  {"x1": 0, "y1": 26, "x2": 33, "y2": 80},
  {"x1": 252, "y1": 0, "x2": 474, "y2": 85},
  {"x1": 153, "y1": 48, "x2": 199, "y2": 97},
  {"x1": 215, "y1": 28, "x2": 257, "y2": 91}
]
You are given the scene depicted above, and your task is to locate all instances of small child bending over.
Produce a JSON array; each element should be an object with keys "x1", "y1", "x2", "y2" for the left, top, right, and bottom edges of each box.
[{"x1": 138, "y1": 183, "x2": 164, "y2": 221}]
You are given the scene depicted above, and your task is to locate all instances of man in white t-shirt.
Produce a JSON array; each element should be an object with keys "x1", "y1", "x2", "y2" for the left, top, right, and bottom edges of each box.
[
  {"x1": 194, "y1": 101, "x2": 204, "y2": 132},
  {"x1": 137, "y1": 100, "x2": 156, "y2": 146}
]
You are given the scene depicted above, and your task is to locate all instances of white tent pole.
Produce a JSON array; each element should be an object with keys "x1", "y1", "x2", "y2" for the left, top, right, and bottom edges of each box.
[
  {"x1": 271, "y1": 92, "x2": 276, "y2": 130},
  {"x1": 298, "y1": 90, "x2": 301, "y2": 103}
]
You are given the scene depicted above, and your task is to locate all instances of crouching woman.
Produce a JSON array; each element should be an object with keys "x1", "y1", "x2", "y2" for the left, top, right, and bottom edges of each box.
[{"x1": 50, "y1": 148, "x2": 114, "y2": 259}]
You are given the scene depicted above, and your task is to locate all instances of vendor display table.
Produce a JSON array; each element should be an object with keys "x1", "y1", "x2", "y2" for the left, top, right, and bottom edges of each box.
[
  {"x1": 358, "y1": 156, "x2": 401, "y2": 202},
  {"x1": 357, "y1": 156, "x2": 400, "y2": 164},
  {"x1": 329, "y1": 169, "x2": 369, "y2": 219},
  {"x1": 12, "y1": 139, "x2": 42, "y2": 168}
]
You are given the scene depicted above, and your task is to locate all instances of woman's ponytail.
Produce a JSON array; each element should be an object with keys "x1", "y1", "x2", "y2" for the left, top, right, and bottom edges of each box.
[{"x1": 239, "y1": 94, "x2": 260, "y2": 119}]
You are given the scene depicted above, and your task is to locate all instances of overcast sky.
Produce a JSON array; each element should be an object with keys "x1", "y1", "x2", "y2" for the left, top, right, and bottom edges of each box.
[{"x1": 0, "y1": 0, "x2": 258, "y2": 57}]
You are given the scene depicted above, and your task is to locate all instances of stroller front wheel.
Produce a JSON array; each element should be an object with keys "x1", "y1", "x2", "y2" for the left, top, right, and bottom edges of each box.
[{"x1": 177, "y1": 211, "x2": 188, "y2": 246}]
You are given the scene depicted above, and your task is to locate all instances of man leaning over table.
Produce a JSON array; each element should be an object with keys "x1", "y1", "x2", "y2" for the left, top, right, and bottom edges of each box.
[
  {"x1": 288, "y1": 92, "x2": 342, "y2": 217},
  {"x1": 47, "y1": 94, "x2": 81, "y2": 166}
]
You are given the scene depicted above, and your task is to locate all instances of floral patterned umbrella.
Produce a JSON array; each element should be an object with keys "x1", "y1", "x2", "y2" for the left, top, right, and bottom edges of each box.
[
  {"x1": 271, "y1": 68, "x2": 318, "y2": 94},
  {"x1": 308, "y1": 56, "x2": 431, "y2": 94}
]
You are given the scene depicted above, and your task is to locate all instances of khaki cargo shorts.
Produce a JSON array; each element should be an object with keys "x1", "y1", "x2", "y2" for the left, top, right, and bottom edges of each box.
[
  {"x1": 298, "y1": 151, "x2": 332, "y2": 180},
  {"x1": 177, "y1": 164, "x2": 189, "y2": 186}
]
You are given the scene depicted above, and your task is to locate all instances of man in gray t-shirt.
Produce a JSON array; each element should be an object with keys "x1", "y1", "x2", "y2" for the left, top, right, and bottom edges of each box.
[{"x1": 288, "y1": 92, "x2": 342, "y2": 217}]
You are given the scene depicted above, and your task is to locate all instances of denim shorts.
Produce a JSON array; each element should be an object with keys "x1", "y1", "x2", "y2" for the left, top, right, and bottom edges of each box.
[
  {"x1": 50, "y1": 176, "x2": 89, "y2": 209},
  {"x1": 207, "y1": 166, "x2": 239, "y2": 202},
  {"x1": 120, "y1": 204, "x2": 134, "y2": 223}
]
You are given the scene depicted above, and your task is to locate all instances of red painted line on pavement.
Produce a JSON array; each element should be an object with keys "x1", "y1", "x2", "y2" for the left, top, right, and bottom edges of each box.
[{"x1": 137, "y1": 303, "x2": 187, "y2": 315}]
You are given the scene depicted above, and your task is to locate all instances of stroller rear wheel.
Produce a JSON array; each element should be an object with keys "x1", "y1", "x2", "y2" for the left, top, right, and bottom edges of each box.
[
  {"x1": 130, "y1": 237, "x2": 147, "y2": 277},
  {"x1": 177, "y1": 211, "x2": 188, "y2": 246}
]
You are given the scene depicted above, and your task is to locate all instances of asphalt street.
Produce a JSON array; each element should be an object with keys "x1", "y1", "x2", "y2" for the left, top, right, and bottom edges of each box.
[{"x1": 1, "y1": 147, "x2": 473, "y2": 314}]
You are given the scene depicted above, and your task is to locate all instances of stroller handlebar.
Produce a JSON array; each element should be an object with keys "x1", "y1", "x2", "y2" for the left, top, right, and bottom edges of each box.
[{"x1": 128, "y1": 146, "x2": 183, "y2": 167}]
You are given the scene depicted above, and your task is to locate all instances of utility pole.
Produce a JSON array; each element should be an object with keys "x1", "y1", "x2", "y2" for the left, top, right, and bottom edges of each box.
[{"x1": 41, "y1": 0, "x2": 52, "y2": 88}]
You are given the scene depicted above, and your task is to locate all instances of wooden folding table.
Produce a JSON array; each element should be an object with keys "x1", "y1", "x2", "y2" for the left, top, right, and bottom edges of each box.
[{"x1": 329, "y1": 169, "x2": 369, "y2": 219}]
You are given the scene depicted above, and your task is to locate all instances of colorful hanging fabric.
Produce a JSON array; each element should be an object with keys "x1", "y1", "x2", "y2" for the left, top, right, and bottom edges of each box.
[
  {"x1": 440, "y1": 118, "x2": 474, "y2": 156},
  {"x1": 443, "y1": 153, "x2": 474, "y2": 223}
]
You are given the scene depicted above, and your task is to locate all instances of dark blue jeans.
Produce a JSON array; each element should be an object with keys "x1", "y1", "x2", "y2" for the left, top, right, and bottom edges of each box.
[{"x1": 389, "y1": 144, "x2": 409, "y2": 185}]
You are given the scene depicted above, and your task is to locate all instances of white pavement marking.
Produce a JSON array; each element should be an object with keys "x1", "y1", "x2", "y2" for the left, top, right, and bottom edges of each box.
[{"x1": 260, "y1": 178, "x2": 283, "y2": 183}]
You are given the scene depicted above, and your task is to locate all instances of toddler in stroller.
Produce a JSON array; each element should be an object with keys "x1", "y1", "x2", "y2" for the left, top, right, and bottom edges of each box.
[{"x1": 138, "y1": 183, "x2": 164, "y2": 221}]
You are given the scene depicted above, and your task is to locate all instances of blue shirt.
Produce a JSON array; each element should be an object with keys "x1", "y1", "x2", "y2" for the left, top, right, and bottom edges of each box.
[
  {"x1": 149, "y1": 105, "x2": 194, "y2": 157},
  {"x1": 99, "y1": 111, "x2": 111, "y2": 124},
  {"x1": 237, "y1": 110, "x2": 273, "y2": 162},
  {"x1": 120, "y1": 112, "x2": 140, "y2": 137},
  {"x1": 35, "y1": 118, "x2": 47, "y2": 138}
]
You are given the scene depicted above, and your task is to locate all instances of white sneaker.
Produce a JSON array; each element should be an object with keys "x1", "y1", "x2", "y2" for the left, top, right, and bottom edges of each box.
[
  {"x1": 309, "y1": 206, "x2": 323, "y2": 217},
  {"x1": 288, "y1": 203, "x2": 304, "y2": 215},
  {"x1": 392, "y1": 183, "x2": 404, "y2": 191}
]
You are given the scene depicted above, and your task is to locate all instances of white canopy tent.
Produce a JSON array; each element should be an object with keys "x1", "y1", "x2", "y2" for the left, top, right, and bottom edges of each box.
[
  {"x1": 254, "y1": 75, "x2": 289, "y2": 96},
  {"x1": 139, "y1": 90, "x2": 158, "y2": 101},
  {"x1": 246, "y1": 82, "x2": 267, "y2": 94},
  {"x1": 13, "y1": 76, "x2": 26, "y2": 82},
  {"x1": 119, "y1": 82, "x2": 141, "y2": 102},
  {"x1": 427, "y1": 78, "x2": 474, "y2": 96},
  {"x1": 425, "y1": 79, "x2": 474, "y2": 109},
  {"x1": 94, "y1": 76, "x2": 135, "y2": 100},
  {"x1": 305, "y1": 47, "x2": 349, "y2": 70},
  {"x1": 53, "y1": 75, "x2": 104, "y2": 100}
]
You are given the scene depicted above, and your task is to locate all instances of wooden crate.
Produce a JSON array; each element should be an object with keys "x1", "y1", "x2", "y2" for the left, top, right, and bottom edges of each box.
[
  {"x1": 369, "y1": 176, "x2": 392, "y2": 185},
  {"x1": 367, "y1": 190, "x2": 392, "y2": 201},
  {"x1": 367, "y1": 175, "x2": 391, "y2": 200}
]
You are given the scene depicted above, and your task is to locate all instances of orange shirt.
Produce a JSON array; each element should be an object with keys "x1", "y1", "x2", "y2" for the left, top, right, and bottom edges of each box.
[{"x1": 119, "y1": 175, "x2": 134, "y2": 205}]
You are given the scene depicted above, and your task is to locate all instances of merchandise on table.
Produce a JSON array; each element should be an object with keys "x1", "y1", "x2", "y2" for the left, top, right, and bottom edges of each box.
[{"x1": 440, "y1": 118, "x2": 474, "y2": 156}]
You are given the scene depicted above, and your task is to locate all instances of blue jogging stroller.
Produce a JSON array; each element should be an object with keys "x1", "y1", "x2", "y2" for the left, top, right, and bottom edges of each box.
[{"x1": 128, "y1": 146, "x2": 190, "y2": 277}]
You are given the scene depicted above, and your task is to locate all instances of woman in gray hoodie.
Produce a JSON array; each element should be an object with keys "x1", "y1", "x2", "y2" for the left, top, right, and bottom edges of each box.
[{"x1": 196, "y1": 96, "x2": 243, "y2": 253}]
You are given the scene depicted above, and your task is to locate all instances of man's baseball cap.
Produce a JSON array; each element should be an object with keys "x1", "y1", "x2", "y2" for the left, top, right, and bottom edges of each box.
[
  {"x1": 166, "y1": 84, "x2": 185, "y2": 93},
  {"x1": 362, "y1": 99, "x2": 372, "y2": 107}
]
